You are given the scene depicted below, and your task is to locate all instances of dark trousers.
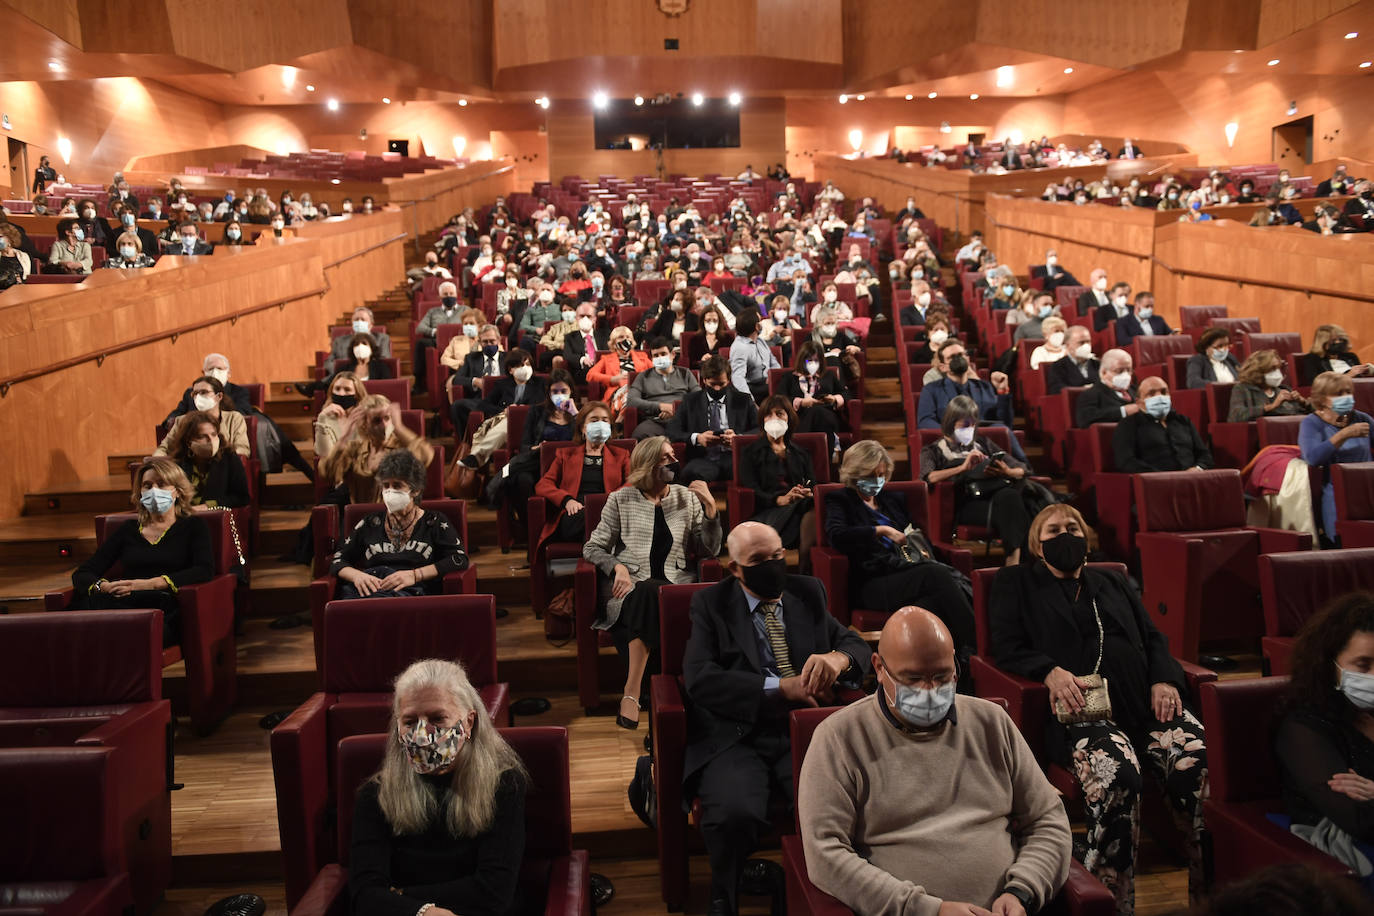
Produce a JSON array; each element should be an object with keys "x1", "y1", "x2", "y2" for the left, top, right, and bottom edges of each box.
[
  {"x1": 695, "y1": 728, "x2": 792, "y2": 910},
  {"x1": 632, "y1": 418, "x2": 669, "y2": 439},
  {"x1": 956, "y1": 487, "x2": 1032, "y2": 553},
  {"x1": 412, "y1": 337, "x2": 437, "y2": 391},
  {"x1": 858, "y1": 565, "x2": 976, "y2": 658},
  {"x1": 682, "y1": 454, "x2": 731, "y2": 484}
]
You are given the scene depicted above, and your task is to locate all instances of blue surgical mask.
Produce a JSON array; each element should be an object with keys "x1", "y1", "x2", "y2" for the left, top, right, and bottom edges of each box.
[
  {"x1": 888, "y1": 679, "x2": 956, "y2": 728},
  {"x1": 1337, "y1": 664, "x2": 1374, "y2": 710},
  {"x1": 352, "y1": 318, "x2": 370, "y2": 334},
  {"x1": 1331, "y1": 394, "x2": 1356, "y2": 416},
  {"x1": 855, "y1": 476, "x2": 885, "y2": 498},
  {"x1": 1144, "y1": 394, "x2": 1172, "y2": 418},
  {"x1": 1002, "y1": 285, "x2": 1014, "y2": 296},
  {"x1": 1138, "y1": 306, "x2": 1154, "y2": 319},
  {"x1": 121, "y1": 213, "x2": 135, "y2": 226},
  {"x1": 652, "y1": 355, "x2": 673, "y2": 371},
  {"x1": 1038, "y1": 305, "x2": 1052, "y2": 319},
  {"x1": 585, "y1": 420, "x2": 612, "y2": 444},
  {"x1": 73, "y1": 227, "x2": 85, "y2": 241},
  {"x1": 140, "y1": 487, "x2": 176, "y2": 514}
]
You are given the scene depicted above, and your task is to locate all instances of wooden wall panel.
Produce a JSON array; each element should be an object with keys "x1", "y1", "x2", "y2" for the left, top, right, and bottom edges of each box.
[
  {"x1": 349, "y1": 0, "x2": 492, "y2": 89},
  {"x1": 160, "y1": 0, "x2": 351, "y2": 71},
  {"x1": 842, "y1": 0, "x2": 974, "y2": 86}
]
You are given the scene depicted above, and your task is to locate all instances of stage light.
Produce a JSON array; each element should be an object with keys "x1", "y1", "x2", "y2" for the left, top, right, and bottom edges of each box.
[
  {"x1": 848, "y1": 129, "x2": 863, "y2": 151},
  {"x1": 57, "y1": 137, "x2": 72, "y2": 164},
  {"x1": 904, "y1": 94, "x2": 914, "y2": 100},
  {"x1": 305, "y1": 84, "x2": 315, "y2": 92},
  {"x1": 452, "y1": 136, "x2": 466, "y2": 156},
  {"x1": 48, "y1": 60, "x2": 63, "y2": 72},
  {"x1": 592, "y1": 91, "x2": 608, "y2": 109},
  {"x1": 1361, "y1": 61, "x2": 1372, "y2": 68},
  {"x1": 856, "y1": 94, "x2": 865, "y2": 101},
  {"x1": 536, "y1": 96, "x2": 550, "y2": 109},
  {"x1": 326, "y1": 98, "x2": 339, "y2": 111},
  {"x1": 381, "y1": 97, "x2": 390, "y2": 104},
  {"x1": 1346, "y1": 31, "x2": 1358, "y2": 39},
  {"x1": 1063, "y1": 67, "x2": 1074, "y2": 74},
  {"x1": 281, "y1": 66, "x2": 296, "y2": 89},
  {"x1": 728, "y1": 91, "x2": 741, "y2": 105}
]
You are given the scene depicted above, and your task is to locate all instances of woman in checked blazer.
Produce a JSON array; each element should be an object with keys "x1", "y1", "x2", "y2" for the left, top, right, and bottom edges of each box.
[{"x1": 584, "y1": 435, "x2": 722, "y2": 729}]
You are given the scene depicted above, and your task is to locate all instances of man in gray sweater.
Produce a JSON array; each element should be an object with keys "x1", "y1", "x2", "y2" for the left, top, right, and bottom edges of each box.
[
  {"x1": 628, "y1": 336, "x2": 700, "y2": 438},
  {"x1": 799, "y1": 607, "x2": 1071, "y2": 916}
]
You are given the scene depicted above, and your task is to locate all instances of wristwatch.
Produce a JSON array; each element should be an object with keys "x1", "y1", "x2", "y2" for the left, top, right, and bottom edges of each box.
[{"x1": 1005, "y1": 886, "x2": 1034, "y2": 913}]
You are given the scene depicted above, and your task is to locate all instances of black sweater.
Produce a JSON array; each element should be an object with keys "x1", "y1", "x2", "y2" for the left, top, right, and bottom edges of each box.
[
  {"x1": 348, "y1": 769, "x2": 527, "y2": 916},
  {"x1": 329, "y1": 510, "x2": 469, "y2": 578},
  {"x1": 73, "y1": 516, "x2": 214, "y2": 594},
  {"x1": 180, "y1": 453, "x2": 250, "y2": 509}
]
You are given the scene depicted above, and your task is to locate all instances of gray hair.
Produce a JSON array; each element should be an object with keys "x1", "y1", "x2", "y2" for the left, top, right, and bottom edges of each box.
[
  {"x1": 376, "y1": 449, "x2": 426, "y2": 497},
  {"x1": 202, "y1": 352, "x2": 229, "y2": 372},
  {"x1": 839, "y1": 439, "x2": 894, "y2": 488}
]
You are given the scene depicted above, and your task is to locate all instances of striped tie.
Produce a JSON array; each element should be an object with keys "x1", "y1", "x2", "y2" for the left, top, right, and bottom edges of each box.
[{"x1": 761, "y1": 601, "x2": 795, "y2": 677}]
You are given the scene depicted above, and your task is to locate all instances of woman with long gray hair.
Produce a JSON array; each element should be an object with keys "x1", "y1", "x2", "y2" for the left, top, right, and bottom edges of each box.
[{"x1": 349, "y1": 658, "x2": 528, "y2": 916}]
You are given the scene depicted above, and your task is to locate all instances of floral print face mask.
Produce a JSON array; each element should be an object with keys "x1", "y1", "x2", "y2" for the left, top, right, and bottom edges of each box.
[{"x1": 397, "y1": 717, "x2": 466, "y2": 774}]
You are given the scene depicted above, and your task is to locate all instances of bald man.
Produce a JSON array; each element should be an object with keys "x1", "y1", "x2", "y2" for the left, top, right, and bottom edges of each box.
[
  {"x1": 682, "y1": 522, "x2": 870, "y2": 916},
  {"x1": 1112, "y1": 376, "x2": 1213, "y2": 474},
  {"x1": 799, "y1": 607, "x2": 1071, "y2": 916}
]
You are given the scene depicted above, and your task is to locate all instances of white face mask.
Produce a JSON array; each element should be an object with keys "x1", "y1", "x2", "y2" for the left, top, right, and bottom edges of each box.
[
  {"x1": 1095, "y1": 277, "x2": 1108, "y2": 291},
  {"x1": 1110, "y1": 371, "x2": 1132, "y2": 390},
  {"x1": 1337, "y1": 664, "x2": 1374, "y2": 710},
  {"x1": 928, "y1": 329, "x2": 948, "y2": 346},
  {"x1": 763, "y1": 417, "x2": 789, "y2": 440},
  {"x1": 1074, "y1": 343, "x2": 1093, "y2": 361},
  {"x1": 1264, "y1": 369, "x2": 1285, "y2": 388},
  {"x1": 578, "y1": 316, "x2": 594, "y2": 332},
  {"x1": 1049, "y1": 331, "x2": 1065, "y2": 348},
  {"x1": 353, "y1": 343, "x2": 372, "y2": 360},
  {"x1": 887, "y1": 677, "x2": 957, "y2": 728},
  {"x1": 917, "y1": 292, "x2": 932, "y2": 307},
  {"x1": 206, "y1": 367, "x2": 229, "y2": 385},
  {"x1": 381, "y1": 488, "x2": 412, "y2": 514},
  {"x1": 539, "y1": 289, "x2": 555, "y2": 304},
  {"x1": 119, "y1": 245, "x2": 137, "y2": 259},
  {"x1": 953, "y1": 425, "x2": 976, "y2": 446},
  {"x1": 703, "y1": 321, "x2": 719, "y2": 333},
  {"x1": 193, "y1": 393, "x2": 217, "y2": 412},
  {"x1": 512, "y1": 365, "x2": 533, "y2": 383},
  {"x1": 805, "y1": 360, "x2": 821, "y2": 375}
]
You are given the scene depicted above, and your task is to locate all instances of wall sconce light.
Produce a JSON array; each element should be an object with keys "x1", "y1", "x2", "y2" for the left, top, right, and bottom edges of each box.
[
  {"x1": 1224, "y1": 122, "x2": 1239, "y2": 147},
  {"x1": 452, "y1": 136, "x2": 467, "y2": 156},
  {"x1": 57, "y1": 136, "x2": 72, "y2": 164},
  {"x1": 848, "y1": 129, "x2": 863, "y2": 151}
]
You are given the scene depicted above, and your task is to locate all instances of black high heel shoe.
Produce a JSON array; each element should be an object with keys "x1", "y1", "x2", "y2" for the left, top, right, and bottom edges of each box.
[{"x1": 616, "y1": 695, "x2": 640, "y2": 730}]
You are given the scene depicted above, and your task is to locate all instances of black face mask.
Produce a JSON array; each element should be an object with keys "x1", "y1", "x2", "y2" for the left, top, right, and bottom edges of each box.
[
  {"x1": 1041, "y1": 532, "x2": 1087, "y2": 574},
  {"x1": 739, "y1": 557, "x2": 787, "y2": 600},
  {"x1": 441, "y1": 296, "x2": 458, "y2": 308},
  {"x1": 332, "y1": 394, "x2": 358, "y2": 410},
  {"x1": 659, "y1": 461, "x2": 680, "y2": 484},
  {"x1": 706, "y1": 385, "x2": 728, "y2": 401},
  {"x1": 947, "y1": 354, "x2": 969, "y2": 376}
]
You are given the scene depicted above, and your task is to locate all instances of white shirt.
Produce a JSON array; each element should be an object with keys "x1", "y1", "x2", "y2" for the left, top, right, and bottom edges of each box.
[{"x1": 1210, "y1": 359, "x2": 1236, "y2": 384}]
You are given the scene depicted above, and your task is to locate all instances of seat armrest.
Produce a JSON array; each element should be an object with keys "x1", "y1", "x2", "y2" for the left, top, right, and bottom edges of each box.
[
  {"x1": 311, "y1": 505, "x2": 341, "y2": 579},
  {"x1": 810, "y1": 546, "x2": 849, "y2": 626},
  {"x1": 1176, "y1": 659, "x2": 1218, "y2": 699},
  {"x1": 270, "y1": 693, "x2": 331, "y2": 907},
  {"x1": 40, "y1": 876, "x2": 135, "y2": 916},
  {"x1": 292, "y1": 863, "x2": 351, "y2": 916},
  {"x1": 441, "y1": 567, "x2": 479, "y2": 595},
  {"x1": 45, "y1": 586, "x2": 76, "y2": 611},
  {"x1": 1250, "y1": 526, "x2": 1314, "y2": 554},
  {"x1": 177, "y1": 574, "x2": 239, "y2": 736},
  {"x1": 650, "y1": 674, "x2": 687, "y2": 833},
  {"x1": 543, "y1": 850, "x2": 591, "y2": 916},
  {"x1": 1053, "y1": 859, "x2": 1116, "y2": 916}
]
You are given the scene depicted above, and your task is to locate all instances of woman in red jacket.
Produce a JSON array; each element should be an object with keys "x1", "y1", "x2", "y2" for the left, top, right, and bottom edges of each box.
[
  {"x1": 587, "y1": 325, "x2": 653, "y2": 399},
  {"x1": 533, "y1": 402, "x2": 631, "y2": 552}
]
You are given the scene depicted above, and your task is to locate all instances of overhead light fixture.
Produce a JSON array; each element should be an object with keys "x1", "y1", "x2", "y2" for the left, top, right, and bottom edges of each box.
[
  {"x1": 928, "y1": 91, "x2": 938, "y2": 98},
  {"x1": 592, "y1": 91, "x2": 608, "y2": 109},
  {"x1": 48, "y1": 60, "x2": 63, "y2": 71},
  {"x1": 996, "y1": 66, "x2": 1014, "y2": 87},
  {"x1": 855, "y1": 94, "x2": 865, "y2": 101},
  {"x1": 728, "y1": 91, "x2": 742, "y2": 105},
  {"x1": 848, "y1": 129, "x2": 863, "y2": 151},
  {"x1": 536, "y1": 96, "x2": 550, "y2": 109},
  {"x1": 1224, "y1": 121, "x2": 1239, "y2": 147},
  {"x1": 326, "y1": 98, "x2": 339, "y2": 111},
  {"x1": 634, "y1": 95, "x2": 644, "y2": 106},
  {"x1": 381, "y1": 97, "x2": 391, "y2": 104},
  {"x1": 969, "y1": 93, "x2": 979, "y2": 100},
  {"x1": 904, "y1": 94, "x2": 914, "y2": 100},
  {"x1": 1063, "y1": 67, "x2": 1074, "y2": 74},
  {"x1": 281, "y1": 66, "x2": 297, "y2": 89},
  {"x1": 691, "y1": 92, "x2": 704, "y2": 106},
  {"x1": 305, "y1": 84, "x2": 315, "y2": 92},
  {"x1": 1346, "y1": 31, "x2": 1359, "y2": 39},
  {"x1": 458, "y1": 99, "x2": 468, "y2": 107},
  {"x1": 838, "y1": 94, "x2": 848, "y2": 104},
  {"x1": 452, "y1": 136, "x2": 466, "y2": 156},
  {"x1": 57, "y1": 137, "x2": 72, "y2": 164},
  {"x1": 1267, "y1": 58, "x2": 1280, "y2": 66},
  {"x1": 1361, "y1": 60, "x2": 1372, "y2": 68}
]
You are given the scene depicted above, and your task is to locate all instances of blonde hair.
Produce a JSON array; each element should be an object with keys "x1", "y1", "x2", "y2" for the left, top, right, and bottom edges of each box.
[
  {"x1": 374, "y1": 659, "x2": 525, "y2": 838},
  {"x1": 1309, "y1": 324, "x2": 1348, "y2": 356},
  {"x1": 1040, "y1": 316, "x2": 1068, "y2": 339},
  {"x1": 132, "y1": 457, "x2": 195, "y2": 523},
  {"x1": 325, "y1": 371, "x2": 368, "y2": 406},
  {"x1": 608, "y1": 324, "x2": 634, "y2": 347},
  {"x1": 839, "y1": 440, "x2": 894, "y2": 488},
  {"x1": 1027, "y1": 503, "x2": 1096, "y2": 558},
  {"x1": 626, "y1": 435, "x2": 670, "y2": 492},
  {"x1": 1310, "y1": 370, "x2": 1354, "y2": 406},
  {"x1": 115, "y1": 230, "x2": 142, "y2": 253}
]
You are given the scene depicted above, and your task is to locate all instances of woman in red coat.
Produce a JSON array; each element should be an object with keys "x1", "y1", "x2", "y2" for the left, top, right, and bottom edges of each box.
[
  {"x1": 533, "y1": 401, "x2": 631, "y2": 552},
  {"x1": 587, "y1": 325, "x2": 653, "y2": 399}
]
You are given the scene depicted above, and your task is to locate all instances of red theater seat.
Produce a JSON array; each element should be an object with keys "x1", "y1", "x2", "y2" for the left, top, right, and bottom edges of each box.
[
  {"x1": 0, "y1": 610, "x2": 170, "y2": 914},
  {"x1": 1258, "y1": 548, "x2": 1374, "y2": 675},
  {"x1": 290, "y1": 728, "x2": 589, "y2": 916},
  {"x1": 1332, "y1": 463, "x2": 1374, "y2": 547},
  {"x1": 1199, "y1": 678, "x2": 1352, "y2": 887},
  {"x1": 727, "y1": 432, "x2": 831, "y2": 524},
  {"x1": 1178, "y1": 305, "x2": 1228, "y2": 334},
  {"x1": 270, "y1": 594, "x2": 510, "y2": 907},
  {"x1": 1134, "y1": 470, "x2": 1311, "y2": 662}
]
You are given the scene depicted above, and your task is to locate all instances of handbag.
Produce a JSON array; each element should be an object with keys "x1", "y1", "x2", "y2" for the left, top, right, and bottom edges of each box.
[
  {"x1": 544, "y1": 587, "x2": 575, "y2": 645},
  {"x1": 1055, "y1": 596, "x2": 1114, "y2": 724}
]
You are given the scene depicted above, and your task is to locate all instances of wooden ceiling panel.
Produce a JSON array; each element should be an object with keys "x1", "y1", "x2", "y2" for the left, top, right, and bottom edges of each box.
[
  {"x1": 348, "y1": 0, "x2": 492, "y2": 89},
  {"x1": 162, "y1": 0, "x2": 352, "y2": 72},
  {"x1": 494, "y1": 57, "x2": 845, "y2": 96},
  {"x1": 1257, "y1": 0, "x2": 1362, "y2": 46},
  {"x1": 972, "y1": 0, "x2": 1190, "y2": 69}
]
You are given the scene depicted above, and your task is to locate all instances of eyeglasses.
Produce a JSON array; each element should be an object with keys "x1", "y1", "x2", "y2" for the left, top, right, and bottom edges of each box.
[{"x1": 879, "y1": 655, "x2": 957, "y2": 690}]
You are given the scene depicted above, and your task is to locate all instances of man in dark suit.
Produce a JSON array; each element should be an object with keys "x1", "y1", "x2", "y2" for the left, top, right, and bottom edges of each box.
[
  {"x1": 1047, "y1": 325, "x2": 1100, "y2": 395},
  {"x1": 668, "y1": 355, "x2": 759, "y2": 484},
  {"x1": 1115, "y1": 292, "x2": 1174, "y2": 346},
  {"x1": 1079, "y1": 268, "x2": 1111, "y2": 325},
  {"x1": 561, "y1": 302, "x2": 610, "y2": 384},
  {"x1": 1117, "y1": 138, "x2": 1142, "y2": 160},
  {"x1": 163, "y1": 221, "x2": 213, "y2": 256},
  {"x1": 683, "y1": 522, "x2": 871, "y2": 916},
  {"x1": 1029, "y1": 248, "x2": 1079, "y2": 291},
  {"x1": 457, "y1": 348, "x2": 547, "y2": 468},
  {"x1": 1264, "y1": 191, "x2": 1304, "y2": 226},
  {"x1": 1113, "y1": 376, "x2": 1213, "y2": 473},
  {"x1": 449, "y1": 324, "x2": 509, "y2": 434},
  {"x1": 1092, "y1": 282, "x2": 1133, "y2": 334},
  {"x1": 1075, "y1": 349, "x2": 1140, "y2": 427},
  {"x1": 998, "y1": 140, "x2": 1022, "y2": 170},
  {"x1": 1343, "y1": 181, "x2": 1374, "y2": 219}
]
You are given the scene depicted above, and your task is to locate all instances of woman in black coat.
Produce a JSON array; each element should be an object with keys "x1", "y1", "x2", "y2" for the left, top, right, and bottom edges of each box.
[
  {"x1": 780, "y1": 340, "x2": 849, "y2": 446},
  {"x1": 1297, "y1": 324, "x2": 1372, "y2": 386},
  {"x1": 988, "y1": 502, "x2": 1206, "y2": 914},
  {"x1": 1183, "y1": 327, "x2": 1240, "y2": 389},
  {"x1": 823, "y1": 440, "x2": 974, "y2": 656},
  {"x1": 739, "y1": 396, "x2": 817, "y2": 562},
  {"x1": 167, "y1": 410, "x2": 251, "y2": 509}
]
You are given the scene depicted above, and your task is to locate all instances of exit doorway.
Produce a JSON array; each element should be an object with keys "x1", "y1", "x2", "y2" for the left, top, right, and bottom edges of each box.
[
  {"x1": 6, "y1": 137, "x2": 27, "y2": 200},
  {"x1": 1272, "y1": 116, "x2": 1312, "y2": 171}
]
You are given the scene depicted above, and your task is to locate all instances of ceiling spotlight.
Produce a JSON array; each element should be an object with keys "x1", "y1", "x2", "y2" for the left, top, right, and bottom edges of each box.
[
  {"x1": 634, "y1": 95, "x2": 644, "y2": 106},
  {"x1": 904, "y1": 94, "x2": 914, "y2": 100},
  {"x1": 1267, "y1": 58, "x2": 1280, "y2": 66},
  {"x1": 996, "y1": 65, "x2": 1014, "y2": 87},
  {"x1": 1063, "y1": 67, "x2": 1074, "y2": 74},
  {"x1": 691, "y1": 92, "x2": 704, "y2": 106},
  {"x1": 838, "y1": 94, "x2": 848, "y2": 104},
  {"x1": 1346, "y1": 31, "x2": 1359, "y2": 39},
  {"x1": 1361, "y1": 61, "x2": 1372, "y2": 68},
  {"x1": 381, "y1": 97, "x2": 391, "y2": 104},
  {"x1": 856, "y1": 94, "x2": 865, "y2": 101},
  {"x1": 728, "y1": 91, "x2": 742, "y2": 105},
  {"x1": 458, "y1": 99, "x2": 468, "y2": 107},
  {"x1": 306, "y1": 84, "x2": 315, "y2": 92},
  {"x1": 970, "y1": 93, "x2": 980, "y2": 100},
  {"x1": 536, "y1": 96, "x2": 550, "y2": 109},
  {"x1": 928, "y1": 91, "x2": 938, "y2": 98},
  {"x1": 48, "y1": 60, "x2": 64, "y2": 71},
  {"x1": 592, "y1": 91, "x2": 608, "y2": 109},
  {"x1": 326, "y1": 98, "x2": 339, "y2": 111},
  {"x1": 330, "y1": 178, "x2": 341, "y2": 184}
]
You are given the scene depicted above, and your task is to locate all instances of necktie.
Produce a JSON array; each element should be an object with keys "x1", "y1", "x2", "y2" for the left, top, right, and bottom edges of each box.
[
  {"x1": 710, "y1": 397, "x2": 724, "y2": 432},
  {"x1": 760, "y1": 601, "x2": 795, "y2": 677},
  {"x1": 485, "y1": 356, "x2": 496, "y2": 375}
]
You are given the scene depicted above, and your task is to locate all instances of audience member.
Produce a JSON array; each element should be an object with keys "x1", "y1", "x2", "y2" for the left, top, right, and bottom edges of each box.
[
  {"x1": 1080, "y1": 268, "x2": 1111, "y2": 319},
  {"x1": 587, "y1": 325, "x2": 650, "y2": 401},
  {"x1": 457, "y1": 349, "x2": 548, "y2": 470},
  {"x1": 689, "y1": 304, "x2": 736, "y2": 366},
  {"x1": 499, "y1": 372, "x2": 582, "y2": 527},
  {"x1": 327, "y1": 307, "x2": 393, "y2": 374},
  {"x1": 738, "y1": 396, "x2": 817, "y2": 560},
  {"x1": 905, "y1": 313, "x2": 950, "y2": 363},
  {"x1": 413, "y1": 282, "x2": 465, "y2": 390},
  {"x1": 49, "y1": 218, "x2": 93, "y2": 274},
  {"x1": 73, "y1": 458, "x2": 212, "y2": 646},
  {"x1": 800, "y1": 606, "x2": 1071, "y2": 915},
  {"x1": 824, "y1": 440, "x2": 975, "y2": 659},
  {"x1": 336, "y1": 332, "x2": 391, "y2": 383},
  {"x1": 1113, "y1": 376, "x2": 1214, "y2": 472},
  {"x1": 583, "y1": 436, "x2": 722, "y2": 730},
  {"x1": 920, "y1": 396, "x2": 1035, "y2": 565},
  {"x1": 157, "y1": 376, "x2": 250, "y2": 458},
  {"x1": 313, "y1": 373, "x2": 366, "y2": 461},
  {"x1": 682, "y1": 521, "x2": 869, "y2": 916},
  {"x1": 349, "y1": 658, "x2": 527, "y2": 916},
  {"x1": 104, "y1": 231, "x2": 157, "y2": 268},
  {"x1": 916, "y1": 340, "x2": 1023, "y2": 458},
  {"x1": 449, "y1": 325, "x2": 509, "y2": 434},
  {"x1": 1013, "y1": 291, "x2": 1060, "y2": 343},
  {"x1": 1186, "y1": 327, "x2": 1240, "y2": 388},
  {"x1": 668, "y1": 356, "x2": 760, "y2": 484},
  {"x1": 1115, "y1": 292, "x2": 1172, "y2": 344},
  {"x1": 1030, "y1": 316, "x2": 1070, "y2": 369},
  {"x1": 627, "y1": 337, "x2": 700, "y2": 438},
  {"x1": 1076, "y1": 349, "x2": 1139, "y2": 427},
  {"x1": 164, "y1": 221, "x2": 213, "y2": 256},
  {"x1": 166, "y1": 410, "x2": 250, "y2": 510},
  {"x1": 1047, "y1": 326, "x2": 1099, "y2": 395},
  {"x1": 438, "y1": 308, "x2": 489, "y2": 391},
  {"x1": 563, "y1": 303, "x2": 610, "y2": 385},
  {"x1": 781, "y1": 341, "x2": 849, "y2": 449},
  {"x1": 0, "y1": 223, "x2": 32, "y2": 287},
  {"x1": 532, "y1": 403, "x2": 629, "y2": 551},
  {"x1": 728, "y1": 307, "x2": 780, "y2": 402},
  {"x1": 1299, "y1": 372, "x2": 1373, "y2": 545},
  {"x1": 990, "y1": 503, "x2": 1208, "y2": 913},
  {"x1": 1227, "y1": 350, "x2": 1310, "y2": 422},
  {"x1": 1297, "y1": 324, "x2": 1371, "y2": 385},
  {"x1": 1193, "y1": 862, "x2": 1371, "y2": 916},
  {"x1": 516, "y1": 286, "x2": 563, "y2": 354},
  {"x1": 329, "y1": 449, "x2": 467, "y2": 598},
  {"x1": 1031, "y1": 248, "x2": 1080, "y2": 291},
  {"x1": 321, "y1": 396, "x2": 433, "y2": 505}
]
